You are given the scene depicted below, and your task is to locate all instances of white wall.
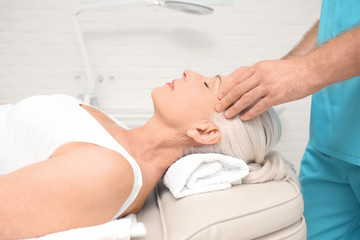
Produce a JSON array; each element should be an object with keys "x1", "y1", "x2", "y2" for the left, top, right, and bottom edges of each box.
[{"x1": 0, "y1": 0, "x2": 322, "y2": 172}]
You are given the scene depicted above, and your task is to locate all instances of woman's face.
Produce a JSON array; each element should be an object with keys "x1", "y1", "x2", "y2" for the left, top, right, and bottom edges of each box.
[{"x1": 152, "y1": 70, "x2": 225, "y2": 129}]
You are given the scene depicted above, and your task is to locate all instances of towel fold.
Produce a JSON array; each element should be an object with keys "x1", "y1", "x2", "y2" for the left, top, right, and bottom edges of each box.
[
  {"x1": 26, "y1": 214, "x2": 146, "y2": 240},
  {"x1": 163, "y1": 153, "x2": 249, "y2": 199}
]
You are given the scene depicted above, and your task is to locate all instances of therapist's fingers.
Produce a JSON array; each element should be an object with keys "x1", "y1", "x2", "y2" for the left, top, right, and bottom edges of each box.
[
  {"x1": 240, "y1": 97, "x2": 271, "y2": 121},
  {"x1": 224, "y1": 86, "x2": 265, "y2": 119},
  {"x1": 216, "y1": 74, "x2": 258, "y2": 112},
  {"x1": 217, "y1": 66, "x2": 255, "y2": 100}
]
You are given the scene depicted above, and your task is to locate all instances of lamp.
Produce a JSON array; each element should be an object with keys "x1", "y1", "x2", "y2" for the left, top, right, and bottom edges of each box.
[{"x1": 72, "y1": 0, "x2": 214, "y2": 105}]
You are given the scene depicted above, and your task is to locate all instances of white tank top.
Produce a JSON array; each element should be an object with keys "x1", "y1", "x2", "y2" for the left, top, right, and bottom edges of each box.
[{"x1": 0, "y1": 94, "x2": 143, "y2": 220}]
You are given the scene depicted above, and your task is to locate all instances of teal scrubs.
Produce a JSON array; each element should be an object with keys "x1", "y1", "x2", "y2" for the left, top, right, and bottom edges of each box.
[{"x1": 299, "y1": 0, "x2": 360, "y2": 239}]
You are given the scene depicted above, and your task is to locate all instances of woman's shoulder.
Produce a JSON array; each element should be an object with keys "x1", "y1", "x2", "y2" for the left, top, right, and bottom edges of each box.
[
  {"x1": 48, "y1": 142, "x2": 135, "y2": 214},
  {"x1": 0, "y1": 142, "x2": 135, "y2": 237},
  {"x1": 51, "y1": 142, "x2": 134, "y2": 183}
]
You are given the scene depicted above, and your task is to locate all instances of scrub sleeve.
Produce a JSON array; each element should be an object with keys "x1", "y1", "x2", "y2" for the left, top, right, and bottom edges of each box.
[{"x1": 299, "y1": 0, "x2": 360, "y2": 239}]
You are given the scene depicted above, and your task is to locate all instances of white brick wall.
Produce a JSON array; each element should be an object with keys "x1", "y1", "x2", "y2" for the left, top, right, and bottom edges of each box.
[{"x1": 0, "y1": 0, "x2": 322, "y2": 172}]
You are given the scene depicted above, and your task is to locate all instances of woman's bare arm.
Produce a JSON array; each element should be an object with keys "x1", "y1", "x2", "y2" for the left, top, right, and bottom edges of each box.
[{"x1": 0, "y1": 143, "x2": 133, "y2": 239}]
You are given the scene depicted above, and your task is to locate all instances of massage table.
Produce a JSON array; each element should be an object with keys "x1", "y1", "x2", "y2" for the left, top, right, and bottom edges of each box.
[{"x1": 135, "y1": 180, "x2": 306, "y2": 240}]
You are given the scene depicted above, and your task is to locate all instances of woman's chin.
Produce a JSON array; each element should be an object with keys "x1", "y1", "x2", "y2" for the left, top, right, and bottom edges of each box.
[
  {"x1": 151, "y1": 85, "x2": 164, "y2": 96},
  {"x1": 151, "y1": 87, "x2": 166, "y2": 114},
  {"x1": 151, "y1": 87, "x2": 161, "y2": 103}
]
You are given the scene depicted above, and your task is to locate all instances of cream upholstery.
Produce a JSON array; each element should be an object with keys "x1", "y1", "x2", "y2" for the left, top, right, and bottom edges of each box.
[{"x1": 135, "y1": 180, "x2": 306, "y2": 240}]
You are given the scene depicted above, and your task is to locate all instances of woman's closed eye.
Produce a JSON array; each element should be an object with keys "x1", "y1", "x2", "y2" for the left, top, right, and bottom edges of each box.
[{"x1": 204, "y1": 82, "x2": 209, "y2": 88}]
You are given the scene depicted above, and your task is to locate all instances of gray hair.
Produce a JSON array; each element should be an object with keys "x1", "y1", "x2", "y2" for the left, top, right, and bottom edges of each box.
[{"x1": 186, "y1": 108, "x2": 297, "y2": 184}]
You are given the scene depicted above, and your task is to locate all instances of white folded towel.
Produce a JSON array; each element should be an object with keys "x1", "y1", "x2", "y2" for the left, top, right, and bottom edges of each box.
[
  {"x1": 26, "y1": 214, "x2": 146, "y2": 240},
  {"x1": 163, "y1": 153, "x2": 250, "y2": 199}
]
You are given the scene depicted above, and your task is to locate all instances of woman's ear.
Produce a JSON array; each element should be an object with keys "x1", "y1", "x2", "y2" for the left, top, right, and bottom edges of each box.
[{"x1": 187, "y1": 121, "x2": 221, "y2": 145}]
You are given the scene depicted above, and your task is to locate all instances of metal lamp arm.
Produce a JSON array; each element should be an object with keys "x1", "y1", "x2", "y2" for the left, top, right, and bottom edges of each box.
[{"x1": 71, "y1": 0, "x2": 160, "y2": 104}]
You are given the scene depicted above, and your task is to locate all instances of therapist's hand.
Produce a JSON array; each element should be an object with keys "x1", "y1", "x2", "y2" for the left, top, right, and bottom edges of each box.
[{"x1": 215, "y1": 59, "x2": 316, "y2": 121}]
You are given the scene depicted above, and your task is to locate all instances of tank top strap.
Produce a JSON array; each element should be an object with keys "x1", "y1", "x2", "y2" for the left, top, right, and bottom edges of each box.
[{"x1": 52, "y1": 94, "x2": 143, "y2": 219}]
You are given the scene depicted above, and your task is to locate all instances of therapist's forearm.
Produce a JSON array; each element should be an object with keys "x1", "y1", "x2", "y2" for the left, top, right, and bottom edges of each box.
[
  {"x1": 282, "y1": 20, "x2": 319, "y2": 60},
  {"x1": 303, "y1": 24, "x2": 360, "y2": 91}
]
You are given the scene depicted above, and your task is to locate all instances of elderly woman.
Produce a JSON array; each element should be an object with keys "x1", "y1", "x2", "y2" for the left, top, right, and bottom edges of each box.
[{"x1": 0, "y1": 70, "x2": 294, "y2": 239}]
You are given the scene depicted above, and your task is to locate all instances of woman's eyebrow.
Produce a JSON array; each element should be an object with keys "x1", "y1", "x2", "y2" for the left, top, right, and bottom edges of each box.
[{"x1": 215, "y1": 75, "x2": 222, "y2": 87}]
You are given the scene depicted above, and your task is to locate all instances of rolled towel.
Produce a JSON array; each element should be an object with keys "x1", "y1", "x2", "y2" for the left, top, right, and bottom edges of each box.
[
  {"x1": 26, "y1": 214, "x2": 146, "y2": 240},
  {"x1": 163, "y1": 153, "x2": 249, "y2": 199}
]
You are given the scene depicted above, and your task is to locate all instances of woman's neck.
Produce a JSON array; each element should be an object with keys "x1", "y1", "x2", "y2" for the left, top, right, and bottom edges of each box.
[{"x1": 121, "y1": 116, "x2": 188, "y2": 194}]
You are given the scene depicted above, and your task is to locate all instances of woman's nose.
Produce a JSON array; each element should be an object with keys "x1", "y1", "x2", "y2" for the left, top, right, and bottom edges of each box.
[{"x1": 183, "y1": 70, "x2": 193, "y2": 82}]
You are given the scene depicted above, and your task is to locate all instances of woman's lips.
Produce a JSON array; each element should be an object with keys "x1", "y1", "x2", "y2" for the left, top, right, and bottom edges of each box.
[{"x1": 167, "y1": 80, "x2": 175, "y2": 90}]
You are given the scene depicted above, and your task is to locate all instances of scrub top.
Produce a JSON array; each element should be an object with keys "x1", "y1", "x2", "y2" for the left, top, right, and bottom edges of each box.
[{"x1": 309, "y1": 0, "x2": 360, "y2": 165}]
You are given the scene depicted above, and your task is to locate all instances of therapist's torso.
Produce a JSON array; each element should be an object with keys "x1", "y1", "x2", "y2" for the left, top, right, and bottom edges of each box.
[{"x1": 310, "y1": 0, "x2": 360, "y2": 165}]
